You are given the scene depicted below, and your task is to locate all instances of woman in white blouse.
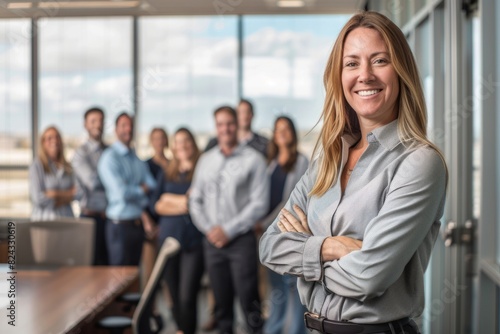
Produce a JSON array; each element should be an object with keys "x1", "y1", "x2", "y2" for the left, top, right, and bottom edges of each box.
[{"x1": 29, "y1": 126, "x2": 76, "y2": 220}]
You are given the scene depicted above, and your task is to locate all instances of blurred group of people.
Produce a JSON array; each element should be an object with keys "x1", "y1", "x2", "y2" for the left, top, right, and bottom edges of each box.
[{"x1": 29, "y1": 99, "x2": 309, "y2": 334}]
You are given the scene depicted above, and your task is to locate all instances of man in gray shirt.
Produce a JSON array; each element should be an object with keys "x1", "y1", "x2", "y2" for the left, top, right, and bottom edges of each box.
[
  {"x1": 190, "y1": 105, "x2": 270, "y2": 334},
  {"x1": 72, "y1": 107, "x2": 108, "y2": 265}
]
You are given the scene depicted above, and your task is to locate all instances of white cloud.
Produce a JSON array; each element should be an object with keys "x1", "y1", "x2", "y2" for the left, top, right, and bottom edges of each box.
[
  {"x1": 0, "y1": 77, "x2": 30, "y2": 102},
  {"x1": 94, "y1": 75, "x2": 131, "y2": 95},
  {"x1": 39, "y1": 17, "x2": 132, "y2": 71},
  {"x1": 244, "y1": 57, "x2": 290, "y2": 97}
]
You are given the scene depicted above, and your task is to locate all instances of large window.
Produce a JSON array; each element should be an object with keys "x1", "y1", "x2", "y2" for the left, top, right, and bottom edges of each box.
[
  {"x1": 0, "y1": 14, "x2": 350, "y2": 218},
  {"x1": 242, "y1": 15, "x2": 350, "y2": 155},
  {"x1": 137, "y1": 16, "x2": 238, "y2": 156},
  {"x1": 38, "y1": 17, "x2": 133, "y2": 152},
  {"x1": 0, "y1": 19, "x2": 31, "y2": 217}
]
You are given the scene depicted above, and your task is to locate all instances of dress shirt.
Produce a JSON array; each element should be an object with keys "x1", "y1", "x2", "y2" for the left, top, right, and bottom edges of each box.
[
  {"x1": 259, "y1": 120, "x2": 447, "y2": 324},
  {"x1": 72, "y1": 138, "x2": 107, "y2": 212},
  {"x1": 189, "y1": 144, "x2": 270, "y2": 240},
  {"x1": 29, "y1": 158, "x2": 75, "y2": 220},
  {"x1": 97, "y1": 141, "x2": 157, "y2": 220}
]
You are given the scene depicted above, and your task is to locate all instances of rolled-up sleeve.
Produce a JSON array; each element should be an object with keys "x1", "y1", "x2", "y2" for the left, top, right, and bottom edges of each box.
[
  {"x1": 260, "y1": 164, "x2": 327, "y2": 281},
  {"x1": 323, "y1": 148, "x2": 447, "y2": 301}
]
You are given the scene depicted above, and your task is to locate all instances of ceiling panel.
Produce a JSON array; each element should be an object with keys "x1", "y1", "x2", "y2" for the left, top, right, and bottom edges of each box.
[{"x1": 0, "y1": 0, "x2": 365, "y2": 18}]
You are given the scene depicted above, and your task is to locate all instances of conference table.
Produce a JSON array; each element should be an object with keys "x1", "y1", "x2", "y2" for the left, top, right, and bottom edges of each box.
[{"x1": 0, "y1": 266, "x2": 139, "y2": 334}]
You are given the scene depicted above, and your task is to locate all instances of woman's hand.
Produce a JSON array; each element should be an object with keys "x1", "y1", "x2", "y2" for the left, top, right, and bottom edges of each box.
[
  {"x1": 321, "y1": 236, "x2": 363, "y2": 262},
  {"x1": 277, "y1": 204, "x2": 312, "y2": 235},
  {"x1": 155, "y1": 193, "x2": 188, "y2": 215},
  {"x1": 45, "y1": 187, "x2": 76, "y2": 207}
]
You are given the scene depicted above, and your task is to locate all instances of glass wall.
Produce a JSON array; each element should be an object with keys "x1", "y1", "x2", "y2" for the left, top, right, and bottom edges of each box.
[
  {"x1": 242, "y1": 15, "x2": 350, "y2": 154},
  {"x1": 138, "y1": 16, "x2": 238, "y2": 156},
  {"x1": 0, "y1": 14, "x2": 349, "y2": 218},
  {"x1": 0, "y1": 19, "x2": 31, "y2": 217},
  {"x1": 38, "y1": 17, "x2": 133, "y2": 152}
]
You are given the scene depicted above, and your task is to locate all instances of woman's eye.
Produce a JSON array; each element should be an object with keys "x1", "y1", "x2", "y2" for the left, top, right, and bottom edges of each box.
[
  {"x1": 345, "y1": 62, "x2": 357, "y2": 67},
  {"x1": 374, "y1": 58, "x2": 388, "y2": 64}
]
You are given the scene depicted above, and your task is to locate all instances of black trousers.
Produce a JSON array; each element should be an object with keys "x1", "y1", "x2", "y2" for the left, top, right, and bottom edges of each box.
[
  {"x1": 164, "y1": 243, "x2": 205, "y2": 334},
  {"x1": 81, "y1": 213, "x2": 108, "y2": 266},
  {"x1": 204, "y1": 231, "x2": 263, "y2": 334},
  {"x1": 105, "y1": 219, "x2": 144, "y2": 266}
]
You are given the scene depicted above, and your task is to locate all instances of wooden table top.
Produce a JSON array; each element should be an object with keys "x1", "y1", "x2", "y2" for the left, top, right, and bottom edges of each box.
[{"x1": 0, "y1": 266, "x2": 139, "y2": 334}]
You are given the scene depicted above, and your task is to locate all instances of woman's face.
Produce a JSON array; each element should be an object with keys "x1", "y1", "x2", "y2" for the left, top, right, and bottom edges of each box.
[
  {"x1": 274, "y1": 119, "x2": 294, "y2": 148},
  {"x1": 173, "y1": 131, "x2": 194, "y2": 162},
  {"x1": 151, "y1": 130, "x2": 168, "y2": 155},
  {"x1": 42, "y1": 128, "x2": 61, "y2": 160},
  {"x1": 341, "y1": 27, "x2": 399, "y2": 127}
]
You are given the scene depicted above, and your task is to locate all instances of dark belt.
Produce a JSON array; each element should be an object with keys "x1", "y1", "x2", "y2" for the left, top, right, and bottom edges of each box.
[
  {"x1": 304, "y1": 312, "x2": 411, "y2": 334},
  {"x1": 81, "y1": 209, "x2": 106, "y2": 218},
  {"x1": 109, "y1": 219, "x2": 141, "y2": 226}
]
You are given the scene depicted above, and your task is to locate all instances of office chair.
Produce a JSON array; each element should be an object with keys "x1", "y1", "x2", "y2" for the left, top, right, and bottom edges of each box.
[
  {"x1": 97, "y1": 237, "x2": 181, "y2": 334},
  {"x1": 16, "y1": 217, "x2": 94, "y2": 266}
]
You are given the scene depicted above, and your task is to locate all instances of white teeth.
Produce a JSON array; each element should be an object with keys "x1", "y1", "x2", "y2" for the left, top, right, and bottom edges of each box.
[{"x1": 358, "y1": 89, "x2": 381, "y2": 96}]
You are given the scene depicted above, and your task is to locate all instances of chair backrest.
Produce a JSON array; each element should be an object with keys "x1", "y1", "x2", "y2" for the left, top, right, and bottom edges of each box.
[
  {"x1": 132, "y1": 237, "x2": 180, "y2": 334},
  {"x1": 15, "y1": 217, "x2": 95, "y2": 266}
]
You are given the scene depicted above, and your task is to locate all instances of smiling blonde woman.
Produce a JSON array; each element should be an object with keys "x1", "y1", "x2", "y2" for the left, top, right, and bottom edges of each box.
[
  {"x1": 29, "y1": 126, "x2": 76, "y2": 220},
  {"x1": 259, "y1": 11, "x2": 447, "y2": 334}
]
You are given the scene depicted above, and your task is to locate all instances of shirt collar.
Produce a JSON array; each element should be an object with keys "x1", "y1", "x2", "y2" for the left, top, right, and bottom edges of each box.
[
  {"x1": 239, "y1": 132, "x2": 255, "y2": 145},
  {"x1": 87, "y1": 138, "x2": 104, "y2": 152},
  {"x1": 217, "y1": 142, "x2": 245, "y2": 157},
  {"x1": 112, "y1": 141, "x2": 133, "y2": 156},
  {"x1": 368, "y1": 119, "x2": 401, "y2": 151},
  {"x1": 341, "y1": 119, "x2": 401, "y2": 151}
]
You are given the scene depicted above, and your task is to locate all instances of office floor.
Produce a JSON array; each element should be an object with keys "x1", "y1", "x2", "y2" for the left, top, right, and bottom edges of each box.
[{"x1": 156, "y1": 284, "x2": 251, "y2": 334}]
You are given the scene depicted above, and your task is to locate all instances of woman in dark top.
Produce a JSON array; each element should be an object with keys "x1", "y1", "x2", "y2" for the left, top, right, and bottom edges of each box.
[
  {"x1": 146, "y1": 127, "x2": 170, "y2": 180},
  {"x1": 154, "y1": 127, "x2": 204, "y2": 334},
  {"x1": 260, "y1": 116, "x2": 309, "y2": 334},
  {"x1": 144, "y1": 127, "x2": 169, "y2": 282}
]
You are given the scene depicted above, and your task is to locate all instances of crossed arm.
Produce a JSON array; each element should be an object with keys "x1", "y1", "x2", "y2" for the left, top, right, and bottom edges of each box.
[
  {"x1": 45, "y1": 187, "x2": 76, "y2": 208},
  {"x1": 277, "y1": 204, "x2": 362, "y2": 262}
]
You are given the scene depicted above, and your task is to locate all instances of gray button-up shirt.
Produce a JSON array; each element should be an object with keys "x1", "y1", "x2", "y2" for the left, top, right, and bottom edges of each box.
[
  {"x1": 259, "y1": 120, "x2": 447, "y2": 324},
  {"x1": 189, "y1": 144, "x2": 270, "y2": 240},
  {"x1": 29, "y1": 158, "x2": 75, "y2": 220},
  {"x1": 72, "y1": 139, "x2": 107, "y2": 212}
]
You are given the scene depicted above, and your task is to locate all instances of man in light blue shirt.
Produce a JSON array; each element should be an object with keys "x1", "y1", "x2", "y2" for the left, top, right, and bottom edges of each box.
[{"x1": 98, "y1": 112, "x2": 157, "y2": 266}]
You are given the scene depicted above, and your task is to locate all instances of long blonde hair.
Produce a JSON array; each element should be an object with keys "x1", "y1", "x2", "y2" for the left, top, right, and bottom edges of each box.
[
  {"x1": 310, "y1": 11, "x2": 445, "y2": 197},
  {"x1": 38, "y1": 126, "x2": 72, "y2": 174}
]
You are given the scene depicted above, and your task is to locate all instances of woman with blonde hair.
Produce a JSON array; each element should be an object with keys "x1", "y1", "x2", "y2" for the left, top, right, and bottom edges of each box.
[
  {"x1": 29, "y1": 126, "x2": 76, "y2": 220},
  {"x1": 260, "y1": 11, "x2": 447, "y2": 334}
]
